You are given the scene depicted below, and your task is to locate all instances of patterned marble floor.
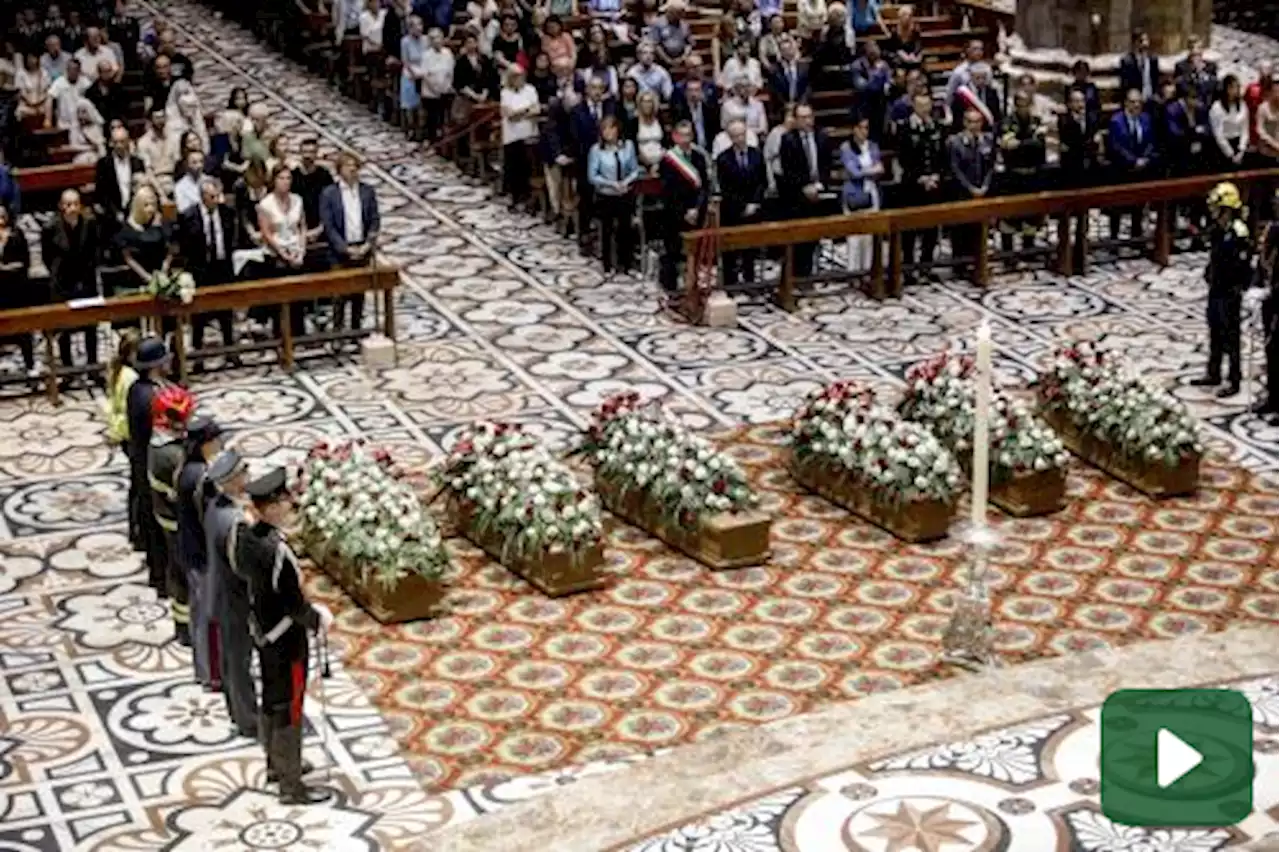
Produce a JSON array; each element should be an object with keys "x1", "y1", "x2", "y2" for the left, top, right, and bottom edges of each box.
[
  {"x1": 621, "y1": 673, "x2": 1280, "y2": 851},
  {"x1": 0, "y1": 2, "x2": 1276, "y2": 849}
]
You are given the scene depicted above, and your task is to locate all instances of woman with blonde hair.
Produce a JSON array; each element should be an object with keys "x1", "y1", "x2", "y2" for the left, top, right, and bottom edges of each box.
[
  {"x1": 633, "y1": 89, "x2": 665, "y2": 169},
  {"x1": 118, "y1": 185, "x2": 175, "y2": 290}
]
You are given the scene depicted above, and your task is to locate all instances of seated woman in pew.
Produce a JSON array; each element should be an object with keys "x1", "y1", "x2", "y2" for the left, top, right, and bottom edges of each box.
[
  {"x1": 66, "y1": 98, "x2": 107, "y2": 164},
  {"x1": 0, "y1": 203, "x2": 36, "y2": 379},
  {"x1": 14, "y1": 53, "x2": 50, "y2": 124}
]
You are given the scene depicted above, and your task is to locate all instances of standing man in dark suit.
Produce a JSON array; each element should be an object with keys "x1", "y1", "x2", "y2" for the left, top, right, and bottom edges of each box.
[
  {"x1": 715, "y1": 119, "x2": 768, "y2": 289},
  {"x1": 1119, "y1": 30, "x2": 1159, "y2": 108},
  {"x1": 1107, "y1": 88, "x2": 1158, "y2": 240},
  {"x1": 766, "y1": 35, "x2": 808, "y2": 113},
  {"x1": 319, "y1": 152, "x2": 381, "y2": 335},
  {"x1": 178, "y1": 177, "x2": 240, "y2": 369},
  {"x1": 947, "y1": 108, "x2": 995, "y2": 275},
  {"x1": 658, "y1": 121, "x2": 710, "y2": 297},
  {"x1": 948, "y1": 63, "x2": 1002, "y2": 133},
  {"x1": 672, "y1": 78, "x2": 719, "y2": 153},
  {"x1": 779, "y1": 103, "x2": 833, "y2": 278},
  {"x1": 95, "y1": 126, "x2": 143, "y2": 238},
  {"x1": 41, "y1": 189, "x2": 101, "y2": 384},
  {"x1": 1174, "y1": 35, "x2": 1218, "y2": 104},
  {"x1": 1056, "y1": 88, "x2": 1103, "y2": 189},
  {"x1": 570, "y1": 77, "x2": 616, "y2": 249}
]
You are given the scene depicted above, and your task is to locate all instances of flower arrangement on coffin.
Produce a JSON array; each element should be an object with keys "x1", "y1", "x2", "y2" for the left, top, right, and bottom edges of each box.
[
  {"x1": 438, "y1": 422, "x2": 607, "y2": 594},
  {"x1": 791, "y1": 380, "x2": 962, "y2": 541},
  {"x1": 1037, "y1": 341, "x2": 1202, "y2": 467},
  {"x1": 903, "y1": 352, "x2": 1069, "y2": 481},
  {"x1": 585, "y1": 391, "x2": 758, "y2": 527},
  {"x1": 147, "y1": 270, "x2": 196, "y2": 304},
  {"x1": 297, "y1": 440, "x2": 449, "y2": 606},
  {"x1": 579, "y1": 392, "x2": 769, "y2": 568},
  {"x1": 1035, "y1": 341, "x2": 1202, "y2": 497}
]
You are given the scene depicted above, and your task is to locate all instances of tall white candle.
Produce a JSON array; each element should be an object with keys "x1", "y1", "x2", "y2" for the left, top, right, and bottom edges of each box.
[{"x1": 970, "y1": 320, "x2": 992, "y2": 528}]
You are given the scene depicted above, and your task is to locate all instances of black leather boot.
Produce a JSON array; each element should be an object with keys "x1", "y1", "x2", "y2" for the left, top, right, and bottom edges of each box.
[{"x1": 270, "y1": 724, "x2": 330, "y2": 805}]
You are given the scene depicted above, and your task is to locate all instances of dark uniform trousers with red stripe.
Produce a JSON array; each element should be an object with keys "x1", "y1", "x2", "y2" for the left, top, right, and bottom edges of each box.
[{"x1": 236, "y1": 520, "x2": 321, "y2": 799}]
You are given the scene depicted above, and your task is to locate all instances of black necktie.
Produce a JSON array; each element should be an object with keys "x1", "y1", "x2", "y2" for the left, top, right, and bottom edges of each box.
[
  {"x1": 206, "y1": 210, "x2": 216, "y2": 256},
  {"x1": 739, "y1": 150, "x2": 747, "y2": 170}
]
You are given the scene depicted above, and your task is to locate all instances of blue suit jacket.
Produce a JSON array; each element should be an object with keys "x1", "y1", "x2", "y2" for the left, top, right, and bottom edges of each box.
[
  {"x1": 0, "y1": 165, "x2": 20, "y2": 216},
  {"x1": 840, "y1": 140, "x2": 882, "y2": 210},
  {"x1": 1107, "y1": 110, "x2": 1156, "y2": 168},
  {"x1": 318, "y1": 182, "x2": 380, "y2": 262}
]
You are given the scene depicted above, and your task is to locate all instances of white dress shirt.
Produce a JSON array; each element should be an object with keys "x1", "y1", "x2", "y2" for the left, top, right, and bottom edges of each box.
[
  {"x1": 173, "y1": 173, "x2": 202, "y2": 214},
  {"x1": 339, "y1": 181, "x2": 364, "y2": 245},
  {"x1": 112, "y1": 155, "x2": 133, "y2": 210}
]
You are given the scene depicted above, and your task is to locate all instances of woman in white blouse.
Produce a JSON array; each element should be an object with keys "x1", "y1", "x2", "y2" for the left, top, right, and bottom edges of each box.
[
  {"x1": 421, "y1": 27, "x2": 455, "y2": 144},
  {"x1": 257, "y1": 164, "x2": 311, "y2": 271},
  {"x1": 1209, "y1": 74, "x2": 1248, "y2": 171},
  {"x1": 15, "y1": 53, "x2": 51, "y2": 122},
  {"x1": 499, "y1": 64, "x2": 540, "y2": 208},
  {"x1": 359, "y1": 0, "x2": 386, "y2": 55},
  {"x1": 633, "y1": 90, "x2": 666, "y2": 170}
]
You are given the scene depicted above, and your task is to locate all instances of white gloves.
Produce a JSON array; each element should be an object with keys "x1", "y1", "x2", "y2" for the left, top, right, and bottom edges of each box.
[
  {"x1": 1244, "y1": 288, "x2": 1266, "y2": 312},
  {"x1": 312, "y1": 603, "x2": 334, "y2": 631}
]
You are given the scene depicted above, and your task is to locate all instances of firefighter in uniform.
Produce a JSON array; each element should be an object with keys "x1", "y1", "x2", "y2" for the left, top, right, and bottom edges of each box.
[
  {"x1": 125, "y1": 339, "x2": 170, "y2": 589},
  {"x1": 236, "y1": 468, "x2": 333, "y2": 805},
  {"x1": 177, "y1": 417, "x2": 225, "y2": 691},
  {"x1": 1191, "y1": 182, "x2": 1253, "y2": 398},
  {"x1": 997, "y1": 90, "x2": 1047, "y2": 260},
  {"x1": 147, "y1": 385, "x2": 196, "y2": 644},
  {"x1": 204, "y1": 450, "x2": 258, "y2": 738},
  {"x1": 1250, "y1": 204, "x2": 1278, "y2": 421}
]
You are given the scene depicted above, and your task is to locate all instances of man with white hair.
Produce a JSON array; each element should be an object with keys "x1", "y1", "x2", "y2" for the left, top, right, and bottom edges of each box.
[
  {"x1": 75, "y1": 27, "x2": 113, "y2": 82},
  {"x1": 627, "y1": 42, "x2": 674, "y2": 102},
  {"x1": 720, "y1": 73, "x2": 768, "y2": 138},
  {"x1": 948, "y1": 61, "x2": 1001, "y2": 132}
]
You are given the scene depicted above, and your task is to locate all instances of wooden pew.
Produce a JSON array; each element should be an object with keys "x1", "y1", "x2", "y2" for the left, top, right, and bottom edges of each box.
[
  {"x1": 13, "y1": 162, "x2": 98, "y2": 210},
  {"x1": 680, "y1": 168, "x2": 1279, "y2": 312},
  {"x1": 0, "y1": 264, "x2": 402, "y2": 403}
]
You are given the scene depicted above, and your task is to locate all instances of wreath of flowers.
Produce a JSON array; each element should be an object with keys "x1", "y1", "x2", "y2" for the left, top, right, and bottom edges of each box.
[
  {"x1": 1036, "y1": 340, "x2": 1203, "y2": 466},
  {"x1": 581, "y1": 391, "x2": 759, "y2": 528},
  {"x1": 147, "y1": 270, "x2": 196, "y2": 304},
  {"x1": 792, "y1": 380, "x2": 963, "y2": 504},
  {"x1": 901, "y1": 352, "x2": 1069, "y2": 482},
  {"x1": 439, "y1": 421, "x2": 603, "y2": 562},
  {"x1": 297, "y1": 441, "x2": 450, "y2": 589}
]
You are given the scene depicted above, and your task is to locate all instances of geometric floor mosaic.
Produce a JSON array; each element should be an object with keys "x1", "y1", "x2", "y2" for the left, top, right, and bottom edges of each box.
[
  {"x1": 0, "y1": 0, "x2": 1276, "y2": 846},
  {"x1": 311, "y1": 424, "x2": 1278, "y2": 791},
  {"x1": 620, "y1": 674, "x2": 1280, "y2": 851}
]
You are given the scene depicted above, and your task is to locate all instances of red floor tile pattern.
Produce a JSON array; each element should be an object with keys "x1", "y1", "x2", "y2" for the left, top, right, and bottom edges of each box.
[{"x1": 305, "y1": 425, "x2": 1279, "y2": 792}]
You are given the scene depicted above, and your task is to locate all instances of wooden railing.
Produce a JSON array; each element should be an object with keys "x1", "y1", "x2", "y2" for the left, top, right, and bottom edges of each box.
[
  {"x1": 681, "y1": 168, "x2": 1278, "y2": 312},
  {"x1": 0, "y1": 264, "x2": 402, "y2": 403}
]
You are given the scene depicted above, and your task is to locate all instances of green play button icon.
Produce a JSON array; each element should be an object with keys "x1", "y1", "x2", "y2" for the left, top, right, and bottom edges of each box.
[{"x1": 1101, "y1": 689, "x2": 1254, "y2": 827}]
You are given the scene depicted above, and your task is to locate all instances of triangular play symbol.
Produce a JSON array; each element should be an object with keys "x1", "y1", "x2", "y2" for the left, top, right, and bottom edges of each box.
[{"x1": 1157, "y1": 728, "x2": 1203, "y2": 789}]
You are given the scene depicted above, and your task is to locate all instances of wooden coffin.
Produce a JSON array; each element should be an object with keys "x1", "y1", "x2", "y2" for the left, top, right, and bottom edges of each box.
[
  {"x1": 791, "y1": 459, "x2": 955, "y2": 543},
  {"x1": 301, "y1": 535, "x2": 445, "y2": 624},
  {"x1": 594, "y1": 475, "x2": 771, "y2": 570},
  {"x1": 990, "y1": 467, "x2": 1068, "y2": 517},
  {"x1": 1042, "y1": 407, "x2": 1200, "y2": 498},
  {"x1": 447, "y1": 498, "x2": 610, "y2": 597}
]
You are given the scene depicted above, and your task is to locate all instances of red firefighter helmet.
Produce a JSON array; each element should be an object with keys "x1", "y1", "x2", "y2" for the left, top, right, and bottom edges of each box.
[{"x1": 151, "y1": 385, "x2": 196, "y2": 431}]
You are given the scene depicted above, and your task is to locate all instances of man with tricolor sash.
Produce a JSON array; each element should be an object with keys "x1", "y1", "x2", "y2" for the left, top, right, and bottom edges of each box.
[
  {"x1": 658, "y1": 120, "x2": 710, "y2": 296},
  {"x1": 948, "y1": 63, "x2": 1001, "y2": 134}
]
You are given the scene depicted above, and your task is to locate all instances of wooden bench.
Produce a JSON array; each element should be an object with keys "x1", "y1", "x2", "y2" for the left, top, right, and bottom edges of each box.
[
  {"x1": 679, "y1": 167, "x2": 1279, "y2": 314},
  {"x1": 13, "y1": 163, "x2": 98, "y2": 210},
  {"x1": 0, "y1": 264, "x2": 403, "y2": 403}
]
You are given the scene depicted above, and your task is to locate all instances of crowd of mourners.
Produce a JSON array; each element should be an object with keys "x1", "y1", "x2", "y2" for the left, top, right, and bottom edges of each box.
[
  {"x1": 0, "y1": 0, "x2": 1278, "y2": 366},
  {"x1": 0, "y1": 0, "x2": 384, "y2": 386},
  {"x1": 202, "y1": 0, "x2": 1279, "y2": 294}
]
